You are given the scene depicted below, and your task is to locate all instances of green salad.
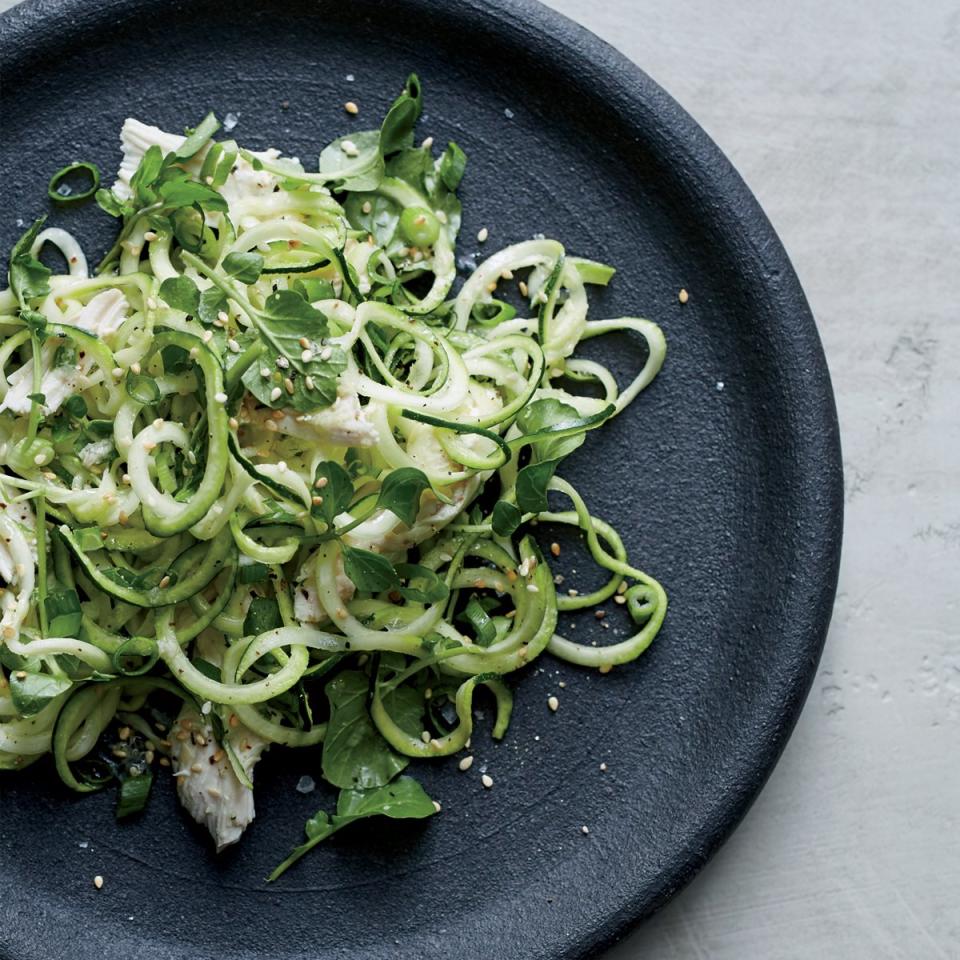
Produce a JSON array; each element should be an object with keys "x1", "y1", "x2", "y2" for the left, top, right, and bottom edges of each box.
[{"x1": 0, "y1": 75, "x2": 666, "y2": 879}]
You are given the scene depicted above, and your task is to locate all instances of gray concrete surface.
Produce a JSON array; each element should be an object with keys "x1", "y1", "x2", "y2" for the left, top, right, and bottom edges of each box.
[{"x1": 1, "y1": 0, "x2": 958, "y2": 957}]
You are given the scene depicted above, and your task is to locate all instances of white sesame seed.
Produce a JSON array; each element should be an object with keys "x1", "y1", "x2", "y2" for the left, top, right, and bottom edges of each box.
[
  {"x1": 614, "y1": 594, "x2": 627, "y2": 605},
  {"x1": 152, "y1": 418, "x2": 164, "y2": 429},
  {"x1": 158, "y1": 576, "x2": 171, "y2": 589},
  {"x1": 316, "y1": 476, "x2": 329, "y2": 488},
  {"x1": 420, "y1": 731, "x2": 431, "y2": 744},
  {"x1": 186, "y1": 450, "x2": 197, "y2": 464},
  {"x1": 340, "y1": 139, "x2": 359, "y2": 157},
  {"x1": 228, "y1": 417, "x2": 239, "y2": 430},
  {"x1": 143, "y1": 231, "x2": 158, "y2": 242},
  {"x1": 112, "y1": 367, "x2": 123, "y2": 378},
  {"x1": 283, "y1": 377, "x2": 295, "y2": 395},
  {"x1": 421, "y1": 136, "x2": 434, "y2": 149},
  {"x1": 93, "y1": 875, "x2": 104, "y2": 889},
  {"x1": 301, "y1": 349, "x2": 313, "y2": 363},
  {"x1": 270, "y1": 386, "x2": 282, "y2": 401},
  {"x1": 32, "y1": 453, "x2": 46, "y2": 465},
  {"x1": 201, "y1": 700, "x2": 212, "y2": 715},
  {"x1": 214, "y1": 391, "x2": 228, "y2": 404},
  {"x1": 320, "y1": 346, "x2": 333, "y2": 361},
  {"x1": 458, "y1": 755, "x2": 474, "y2": 771},
  {"x1": 481, "y1": 774, "x2": 494, "y2": 789},
  {"x1": 547, "y1": 696, "x2": 559, "y2": 712},
  {"x1": 477, "y1": 227, "x2": 489, "y2": 243},
  {"x1": 432, "y1": 800, "x2": 442, "y2": 813},
  {"x1": 227, "y1": 339, "x2": 240, "y2": 353},
  {"x1": 599, "y1": 762, "x2": 608, "y2": 772},
  {"x1": 361, "y1": 200, "x2": 372, "y2": 214},
  {"x1": 526, "y1": 583, "x2": 539, "y2": 593},
  {"x1": 130, "y1": 362, "x2": 142, "y2": 375},
  {"x1": 189, "y1": 347, "x2": 199, "y2": 359},
  {"x1": 581, "y1": 825, "x2": 590, "y2": 835},
  {"x1": 344, "y1": 100, "x2": 359, "y2": 114},
  {"x1": 304, "y1": 375, "x2": 315, "y2": 390},
  {"x1": 277, "y1": 461, "x2": 288, "y2": 471},
  {"x1": 678, "y1": 288, "x2": 689, "y2": 304},
  {"x1": 276, "y1": 355, "x2": 290, "y2": 369}
]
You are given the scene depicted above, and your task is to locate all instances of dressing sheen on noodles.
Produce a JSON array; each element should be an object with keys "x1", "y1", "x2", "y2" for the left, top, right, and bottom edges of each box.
[{"x1": 0, "y1": 76, "x2": 667, "y2": 878}]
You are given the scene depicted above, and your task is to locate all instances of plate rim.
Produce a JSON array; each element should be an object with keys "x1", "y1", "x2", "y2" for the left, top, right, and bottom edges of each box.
[{"x1": 0, "y1": 0, "x2": 844, "y2": 956}]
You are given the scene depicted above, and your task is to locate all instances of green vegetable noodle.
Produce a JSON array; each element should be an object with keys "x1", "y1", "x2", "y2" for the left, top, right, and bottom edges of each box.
[{"x1": 0, "y1": 74, "x2": 667, "y2": 879}]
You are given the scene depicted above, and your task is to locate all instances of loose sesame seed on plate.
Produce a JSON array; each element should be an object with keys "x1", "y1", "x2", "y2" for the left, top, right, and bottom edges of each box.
[
  {"x1": 547, "y1": 695, "x2": 559, "y2": 712},
  {"x1": 599, "y1": 762, "x2": 608, "y2": 772},
  {"x1": 477, "y1": 227, "x2": 489, "y2": 242},
  {"x1": 93, "y1": 875, "x2": 104, "y2": 889},
  {"x1": 581, "y1": 825, "x2": 590, "y2": 835},
  {"x1": 458, "y1": 755, "x2": 474, "y2": 771},
  {"x1": 481, "y1": 774, "x2": 494, "y2": 788},
  {"x1": 678, "y1": 287, "x2": 689, "y2": 303},
  {"x1": 432, "y1": 800, "x2": 442, "y2": 813}
]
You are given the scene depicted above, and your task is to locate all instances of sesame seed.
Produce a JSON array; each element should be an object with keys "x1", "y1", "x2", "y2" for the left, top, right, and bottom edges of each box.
[
  {"x1": 526, "y1": 584, "x2": 540, "y2": 593},
  {"x1": 477, "y1": 227, "x2": 489, "y2": 242},
  {"x1": 335, "y1": 607, "x2": 347, "y2": 619},
  {"x1": 599, "y1": 664, "x2": 613, "y2": 674},
  {"x1": 159, "y1": 756, "x2": 170, "y2": 766},
  {"x1": 189, "y1": 347, "x2": 199, "y2": 359},
  {"x1": 304, "y1": 375, "x2": 315, "y2": 390},
  {"x1": 361, "y1": 200, "x2": 372, "y2": 214},
  {"x1": 191, "y1": 763, "x2": 203, "y2": 773},
  {"x1": 226, "y1": 338, "x2": 240, "y2": 353},
  {"x1": 111, "y1": 367, "x2": 123, "y2": 378},
  {"x1": 130, "y1": 362, "x2": 142, "y2": 375},
  {"x1": 214, "y1": 391, "x2": 228, "y2": 404},
  {"x1": 486, "y1": 281, "x2": 497, "y2": 293},
  {"x1": 260, "y1": 367, "x2": 271, "y2": 378},
  {"x1": 201, "y1": 700, "x2": 212, "y2": 715},
  {"x1": 340, "y1": 139, "x2": 359, "y2": 157},
  {"x1": 301, "y1": 349, "x2": 313, "y2": 362},
  {"x1": 208, "y1": 787, "x2": 222, "y2": 799},
  {"x1": 617, "y1": 581, "x2": 628, "y2": 594},
  {"x1": 228, "y1": 417, "x2": 239, "y2": 430},
  {"x1": 158, "y1": 576, "x2": 171, "y2": 589},
  {"x1": 117, "y1": 726, "x2": 131, "y2": 741},
  {"x1": 614, "y1": 594, "x2": 626, "y2": 605},
  {"x1": 550, "y1": 542, "x2": 561, "y2": 557},
  {"x1": 421, "y1": 136, "x2": 434, "y2": 149},
  {"x1": 93, "y1": 875, "x2": 104, "y2": 889},
  {"x1": 558, "y1": 681, "x2": 566, "y2": 688},
  {"x1": 33, "y1": 453, "x2": 46, "y2": 465},
  {"x1": 14, "y1": 670, "x2": 27, "y2": 679},
  {"x1": 344, "y1": 100, "x2": 359, "y2": 114},
  {"x1": 458, "y1": 755, "x2": 474, "y2": 771},
  {"x1": 217, "y1": 311, "x2": 229, "y2": 324},
  {"x1": 547, "y1": 695, "x2": 559, "y2": 712},
  {"x1": 144, "y1": 231, "x2": 158, "y2": 242},
  {"x1": 316, "y1": 476, "x2": 329, "y2": 488},
  {"x1": 312, "y1": 495, "x2": 324, "y2": 506},
  {"x1": 270, "y1": 386, "x2": 282, "y2": 402},
  {"x1": 481, "y1": 774, "x2": 494, "y2": 789},
  {"x1": 500, "y1": 269, "x2": 514, "y2": 280},
  {"x1": 284, "y1": 377, "x2": 295, "y2": 395},
  {"x1": 152, "y1": 418, "x2": 164, "y2": 429},
  {"x1": 600, "y1": 762, "x2": 608, "y2": 772},
  {"x1": 142, "y1": 440, "x2": 156, "y2": 452},
  {"x1": 186, "y1": 450, "x2": 197, "y2": 465},
  {"x1": 420, "y1": 731, "x2": 431, "y2": 744},
  {"x1": 678, "y1": 288, "x2": 689, "y2": 304},
  {"x1": 536, "y1": 290, "x2": 548, "y2": 304},
  {"x1": 581, "y1": 825, "x2": 590, "y2": 835},
  {"x1": 519, "y1": 280, "x2": 529, "y2": 297},
  {"x1": 595, "y1": 610, "x2": 606, "y2": 620},
  {"x1": 320, "y1": 346, "x2": 333, "y2": 360}
]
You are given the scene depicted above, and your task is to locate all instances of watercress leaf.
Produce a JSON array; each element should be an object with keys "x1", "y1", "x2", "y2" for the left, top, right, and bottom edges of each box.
[
  {"x1": 158, "y1": 275, "x2": 200, "y2": 314},
  {"x1": 394, "y1": 562, "x2": 449, "y2": 604},
  {"x1": 491, "y1": 500, "x2": 522, "y2": 538},
  {"x1": 516, "y1": 399, "x2": 615, "y2": 463},
  {"x1": 304, "y1": 809, "x2": 331, "y2": 840},
  {"x1": 197, "y1": 286, "x2": 227, "y2": 326},
  {"x1": 283, "y1": 350, "x2": 347, "y2": 412},
  {"x1": 175, "y1": 112, "x2": 220, "y2": 160},
  {"x1": 243, "y1": 596, "x2": 283, "y2": 635},
  {"x1": 462, "y1": 595, "x2": 497, "y2": 646},
  {"x1": 341, "y1": 545, "x2": 399, "y2": 594},
  {"x1": 260, "y1": 289, "x2": 329, "y2": 337},
  {"x1": 376, "y1": 467, "x2": 431, "y2": 526},
  {"x1": 385, "y1": 147, "x2": 432, "y2": 193},
  {"x1": 515, "y1": 459, "x2": 560, "y2": 514},
  {"x1": 311, "y1": 460, "x2": 354, "y2": 525},
  {"x1": 63, "y1": 394, "x2": 87, "y2": 419},
  {"x1": 45, "y1": 588, "x2": 82, "y2": 638},
  {"x1": 95, "y1": 188, "x2": 126, "y2": 218},
  {"x1": 322, "y1": 671, "x2": 407, "y2": 789},
  {"x1": 379, "y1": 684, "x2": 424, "y2": 739},
  {"x1": 125, "y1": 371, "x2": 161, "y2": 405},
  {"x1": 8, "y1": 217, "x2": 52, "y2": 305},
  {"x1": 334, "y1": 775, "x2": 436, "y2": 822},
  {"x1": 170, "y1": 203, "x2": 206, "y2": 252},
  {"x1": 293, "y1": 277, "x2": 337, "y2": 302},
  {"x1": 130, "y1": 145, "x2": 164, "y2": 204},
  {"x1": 20, "y1": 308, "x2": 48, "y2": 342},
  {"x1": 222, "y1": 251, "x2": 264, "y2": 284},
  {"x1": 9, "y1": 671, "x2": 72, "y2": 717},
  {"x1": 380, "y1": 74, "x2": 422, "y2": 156},
  {"x1": 157, "y1": 178, "x2": 228, "y2": 212},
  {"x1": 318, "y1": 130, "x2": 384, "y2": 192},
  {"x1": 344, "y1": 191, "x2": 401, "y2": 247},
  {"x1": 438, "y1": 141, "x2": 467, "y2": 191}
]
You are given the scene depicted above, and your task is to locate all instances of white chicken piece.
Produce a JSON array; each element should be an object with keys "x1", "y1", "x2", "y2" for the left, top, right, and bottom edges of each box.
[
  {"x1": 244, "y1": 390, "x2": 379, "y2": 448},
  {"x1": 78, "y1": 439, "x2": 113, "y2": 468},
  {"x1": 168, "y1": 633, "x2": 270, "y2": 851},
  {"x1": 343, "y1": 383, "x2": 501, "y2": 556},
  {"x1": 169, "y1": 705, "x2": 267, "y2": 852},
  {"x1": 0, "y1": 499, "x2": 36, "y2": 583},
  {"x1": 0, "y1": 290, "x2": 130, "y2": 416},
  {"x1": 293, "y1": 551, "x2": 355, "y2": 623},
  {"x1": 113, "y1": 118, "x2": 284, "y2": 215}
]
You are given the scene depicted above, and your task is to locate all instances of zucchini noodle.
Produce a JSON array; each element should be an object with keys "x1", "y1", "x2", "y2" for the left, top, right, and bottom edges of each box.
[{"x1": 0, "y1": 77, "x2": 668, "y2": 874}]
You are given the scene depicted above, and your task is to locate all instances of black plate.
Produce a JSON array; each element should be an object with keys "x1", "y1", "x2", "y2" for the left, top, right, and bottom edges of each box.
[{"x1": 0, "y1": 1, "x2": 842, "y2": 958}]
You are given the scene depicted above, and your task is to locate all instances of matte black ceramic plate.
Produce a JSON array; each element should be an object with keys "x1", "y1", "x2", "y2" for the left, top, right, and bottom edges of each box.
[{"x1": 0, "y1": 1, "x2": 842, "y2": 958}]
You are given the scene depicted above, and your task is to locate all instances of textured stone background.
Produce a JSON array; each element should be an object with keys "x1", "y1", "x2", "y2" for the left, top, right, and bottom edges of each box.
[{"x1": 1, "y1": 1, "x2": 958, "y2": 957}]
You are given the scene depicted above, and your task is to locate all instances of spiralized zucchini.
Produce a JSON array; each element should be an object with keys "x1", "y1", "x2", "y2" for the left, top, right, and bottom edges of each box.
[{"x1": 0, "y1": 75, "x2": 667, "y2": 876}]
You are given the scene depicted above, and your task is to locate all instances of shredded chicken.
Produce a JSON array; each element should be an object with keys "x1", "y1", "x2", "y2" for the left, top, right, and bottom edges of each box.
[{"x1": 244, "y1": 391, "x2": 379, "y2": 448}]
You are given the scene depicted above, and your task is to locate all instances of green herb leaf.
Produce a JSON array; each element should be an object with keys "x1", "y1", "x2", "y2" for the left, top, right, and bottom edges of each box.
[
  {"x1": 376, "y1": 467, "x2": 431, "y2": 526},
  {"x1": 63, "y1": 395, "x2": 88, "y2": 419},
  {"x1": 157, "y1": 179, "x2": 228, "y2": 212},
  {"x1": 515, "y1": 398, "x2": 615, "y2": 463},
  {"x1": 158, "y1": 275, "x2": 200, "y2": 314},
  {"x1": 341, "y1": 545, "x2": 399, "y2": 593},
  {"x1": 197, "y1": 286, "x2": 228, "y2": 326},
  {"x1": 95, "y1": 188, "x2": 130, "y2": 218},
  {"x1": 310, "y1": 461, "x2": 354, "y2": 526},
  {"x1": 175, "y1": 112, "x2": 220, "y2": 160},
  {"x1": 45, "y1": 588, "x2": 82, "y2": 638},
  {"x1": 394, "y1": 562, "x2": 449, "y2": 604},
  {"x1": 237, "y1": 560, "x2": 270, "y2": 584},
  {"x1": 129, "y1": 145, "x2": 164, "y2": 204},
  {"x1": 380, "y1": 74, "x2": 422, "y2": 156},
  {"x1": 335, "y1": 775, "x2": 436, "y2": 821},
  {"x1": 491, "y1": 500, "x2": 522, "y2": 538},
  {"x1": 438, "y1": 141, "x2": 467, "y2": 191},
  {"x1": 304, "y1": 809, "x2": 332, "y2": 840},
  {"x1": 8, "y1": 217, "x2": 52, "y2": 306},
  {"x1": 9, "y1": 671, "x2": 72, "y2": 716},
  {"x1": 322, "y1": 671, "x2": 407, "y2": 789},
  {"x1": 243, "y1": 596, "x2": 283, "y2": 635},
  {"x1": 222, "y1": 251, "x2": 264, "y2": 284},
  {"x1": 21, "y1": 308, "x2": 48, "y2": 342},
  {"x1": 515, "y1": 460, "x2": 559, "y2": 514},
  {"x1": 318, "y1": 130, "x2": 385, "y2": 192}
]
